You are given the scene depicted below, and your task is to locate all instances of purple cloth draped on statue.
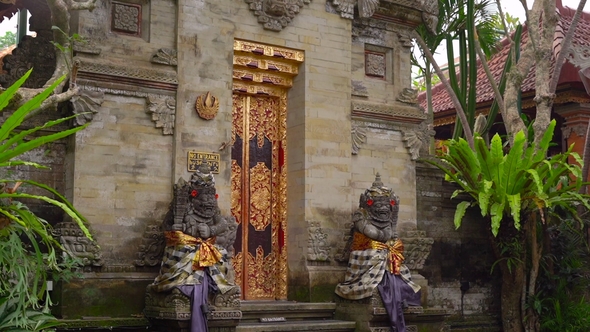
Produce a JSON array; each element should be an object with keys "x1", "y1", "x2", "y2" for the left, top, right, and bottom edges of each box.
[
  {"x1": 179, "y1": 274, "x2": 217, "y2": 332},
  {"x1": 377, "y1": 272, "x2": 421, "y2": 332}
]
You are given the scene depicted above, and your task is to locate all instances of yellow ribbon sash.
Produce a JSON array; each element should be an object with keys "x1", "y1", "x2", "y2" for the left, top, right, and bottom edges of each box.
[
  {"x1": 351, "y1": 231, "x2": 404, "y2": 275},
  {"x1": 164, "y1": 231, "x2": 223, "y2": 269}
]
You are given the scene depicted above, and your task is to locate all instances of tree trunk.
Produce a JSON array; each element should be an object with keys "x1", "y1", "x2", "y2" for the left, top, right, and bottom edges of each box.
[{"x1": 499, "y1": 260, "x2": 526, "y2": 332}]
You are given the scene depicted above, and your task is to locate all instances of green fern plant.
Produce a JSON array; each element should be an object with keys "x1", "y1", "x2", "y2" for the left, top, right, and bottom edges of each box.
[
  {"x1": 424, "y1": 119, "x2": 590, "y2": 236},
  {"x1": 0, "y1": 69, "x2": 90, "y2": 330}
]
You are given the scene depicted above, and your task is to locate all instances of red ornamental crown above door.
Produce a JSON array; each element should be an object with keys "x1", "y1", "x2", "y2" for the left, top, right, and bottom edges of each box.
[{"x1": 244, "y1": 0, "x2": 312, "y2": 31}]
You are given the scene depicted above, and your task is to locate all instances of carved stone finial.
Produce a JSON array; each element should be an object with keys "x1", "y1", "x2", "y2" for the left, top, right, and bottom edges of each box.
[
  {"x1": 329, "y1": 0, "x2": 379, "y2": 19},
  {"x1": 397, "y1": 88, "x2": 418, "y2": 105},
  {"x1": 245, "y1": 0, "x2": 312, "y2": 31},
  {"x1": 151, "y1": 48, "x2": 178, "y2": 66},
  {"x1": 195, "y1": 91, "x2": 219, "y2": 120}
]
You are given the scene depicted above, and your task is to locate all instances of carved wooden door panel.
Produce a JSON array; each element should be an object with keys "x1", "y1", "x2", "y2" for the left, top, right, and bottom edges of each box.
[{"x1": 230, "y1": 93, "x2": 287, "y2": 300}]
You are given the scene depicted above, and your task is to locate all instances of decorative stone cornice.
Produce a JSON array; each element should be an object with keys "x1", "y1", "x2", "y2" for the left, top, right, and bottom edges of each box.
[
  {"x1": 244, "y1": 0, "x2": 311, "y2": 31},
  {"x1": 75, "y1": 57, "x2": 178, "y2": 91},
  {"x1": 352, "y1": 100, "x2": 426, "y2": 124}
]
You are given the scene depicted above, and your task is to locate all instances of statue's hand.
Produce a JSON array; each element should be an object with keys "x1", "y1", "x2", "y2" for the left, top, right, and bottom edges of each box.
[
  {"x1": 171, "y1": 223, "x2": 184, "y2": 231},
  {"x1": 198, "y1": 223, "x2": 211, "y2": 238}
]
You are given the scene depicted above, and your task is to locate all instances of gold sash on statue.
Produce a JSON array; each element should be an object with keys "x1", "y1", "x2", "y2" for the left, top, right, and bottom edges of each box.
[
  {"x1": 164, "y1": 231, "x2": 222, "y2": 269},
  {"x1": 351, "y1": 232, "x2": 404, "y2": 275}
]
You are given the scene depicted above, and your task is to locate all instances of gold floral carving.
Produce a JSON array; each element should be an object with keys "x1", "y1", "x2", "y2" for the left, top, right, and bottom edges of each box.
[
  {"x1": 234, "y1": 40, "x2": 305, "y2": 62},
  {"x1": 195, "y1": 91, "x2": 219, "y2": 120},
  {"x1": 232, "y1": 251, "x2": 243, "y2": 288},
  {"x1": 249, "y1": 97, "x2": 278, "y2": 148},
  {"x1": 231, "y1": 160, "x2": 242, "y2": 224},
  {"x1": 247, "y1": 246, "x2": 276, "y2": 299},
  {"x1": 250, "y1": 162, "x2": 272, "y2": 231},
  {"x1": 277, "y1": 94, "x2": 288, "y2": 299},
  {"x1": 232, "y1": 94, "x2": 245, "y2": 144}
]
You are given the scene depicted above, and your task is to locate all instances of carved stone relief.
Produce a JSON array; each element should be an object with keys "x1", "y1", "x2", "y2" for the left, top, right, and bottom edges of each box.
[
  {"x1": 562, "y1": 123, "x2": 588, "y2": 139},
  {"x1": 351, "y1": 125, "x2": 367, "y2": 155},
  {"x1": 307, "y1": 227, "x2": 330, "y2": 261},
  {"x1": 70, "y1": 89, "x2": 105, "y2": 126},
  {"x1": 75, "y1": 58, "x2": 178, "y2": 86},
  {"x1": 403, "y1": 120, "x2": 435, "y2": 160},
  {"x1": 0, "y1": 31, "x2": 55, "y2": 88},
  {"x1": 52, "y1": 222, "x2": 103, "y2": 268},
  {"x1": 112, "y1": 1, "x2": 141, "y2": 36},
  {"x1": 134, "y1": 223, "x2": 166, "y2": 267},
  {"x1": 245, "y1": 0, "x2": 312, "y2": 31},
  {"x1": 365, "y1": 51, "x2": 386, "y2": 78},
  {"x1": 329, "y1": 0, "x2": 379, "y2": 19},
  {"x1": 352, "y1": 80, "x2": 369, "y2": 97},
  {"x1": 147, "y1": 95, "x2": 176, "y2": 135},
  {"x1": 397, "y1": 87, "x2": 418, "y2": 105},
  {"x1": 421, "y1": 0, "x2": 439, "y2": 34},
  {"x1": 151, "y1": 48, "x2": 178, "y2": 66},
  {"x1": 402, "y1": 230, "x2": 434, "y2": 271}
]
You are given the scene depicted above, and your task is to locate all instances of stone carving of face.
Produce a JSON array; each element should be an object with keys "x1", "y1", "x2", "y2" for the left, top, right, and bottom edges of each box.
[
  {"x1": 192, "y1": 190, "x2": 218, "y2": 219},
  {"x1": 264, "y1": 0, "x2": 289, "y2": 17},
  {"x1": 368, "y1": 197, "x2": 392, "y2": 223}
]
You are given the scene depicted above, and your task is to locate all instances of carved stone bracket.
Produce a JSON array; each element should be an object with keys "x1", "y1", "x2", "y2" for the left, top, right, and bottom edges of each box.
[
  {"x1": 402, "y1": 230, "x2": 434, "y2": 272},
  {"x1": 52, "y1": 222, "x2": 103, "y2": 268},
  {"x1": 70, "y1": 88, "x2": 105, "y2": 126},
  {"x1": 78, "y1": 84, "x2": 177, "y2": 135},
  {"x1": 147, "y1": 95, "x2": 176, "y2": 135},
  {"x1": 151, "y1": 48, "x2": 178, "y2": 66},
  {"x1": 402, "y1": 120, "x2": 434, "y2": 160},
  {"x1": 307, "y1": 227, "x2": 330, "y2": 261},
  {"x1": 244, "y1": 0, "x2": 312, "y2": 31},
  {"x1": 329, "y1": 0, "x2": 355, "y2": 19},
  {"x1": 351, "y1": 124, "x2": 367, "y2": 155},
  {"x1": 74, "y1": 39, "x2": 102, "y2": 55}
]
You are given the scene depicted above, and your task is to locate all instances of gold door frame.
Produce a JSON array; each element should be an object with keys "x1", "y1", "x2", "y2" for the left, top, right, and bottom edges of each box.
[{"x1": 231, "y1": 40, "x2": 303, "y2": 300}]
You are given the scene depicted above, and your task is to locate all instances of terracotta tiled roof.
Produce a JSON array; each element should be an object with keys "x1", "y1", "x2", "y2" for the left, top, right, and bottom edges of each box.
[{"x1": 419, "y1": 3, "x2": 590, "y2": 117}]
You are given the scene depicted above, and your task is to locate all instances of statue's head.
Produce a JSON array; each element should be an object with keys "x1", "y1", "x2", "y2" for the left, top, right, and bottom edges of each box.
[
  {"x1": 188, "y1": 162, "x2": 219, "y2": 219},
  {"x1": 359, "y1": 173, "x2": 399, "y2": 224}
]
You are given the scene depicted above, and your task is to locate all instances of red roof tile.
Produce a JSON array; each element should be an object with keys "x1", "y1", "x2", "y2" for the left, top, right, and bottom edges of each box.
[{"x1": 419, "y1": 3, "x2": 590, "y2": 115}]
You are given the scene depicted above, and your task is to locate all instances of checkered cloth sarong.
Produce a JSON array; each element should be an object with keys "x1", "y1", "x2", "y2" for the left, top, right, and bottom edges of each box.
[
  {"x1": 335, "y1": 248, "x2": 420, "y2": 300},
  {"x1": 149, "y1": 241, "x2": 235, "y2": 294}
]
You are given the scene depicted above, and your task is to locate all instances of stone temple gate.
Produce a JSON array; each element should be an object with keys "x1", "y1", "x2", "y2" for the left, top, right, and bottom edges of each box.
[{"x1": 2, "y1": 0, "x2": 494, "y2": 330}]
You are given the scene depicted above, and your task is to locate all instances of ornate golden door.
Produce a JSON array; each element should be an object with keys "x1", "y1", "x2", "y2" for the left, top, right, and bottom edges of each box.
[
  {"x1": 231, "y1": 40, "x2": 303, "y2": 300},
  {"x1": 231, "y1": 94, "x2": 286, "y2": 300}
]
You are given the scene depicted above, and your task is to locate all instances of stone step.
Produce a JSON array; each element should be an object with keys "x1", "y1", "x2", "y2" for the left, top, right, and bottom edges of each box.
[
  {"x1": 236, "y1": 319, "x2": 356, "y2": 332},
  {"x1": 239, "y1": 301, "x2": 337, "y2": 323}
]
